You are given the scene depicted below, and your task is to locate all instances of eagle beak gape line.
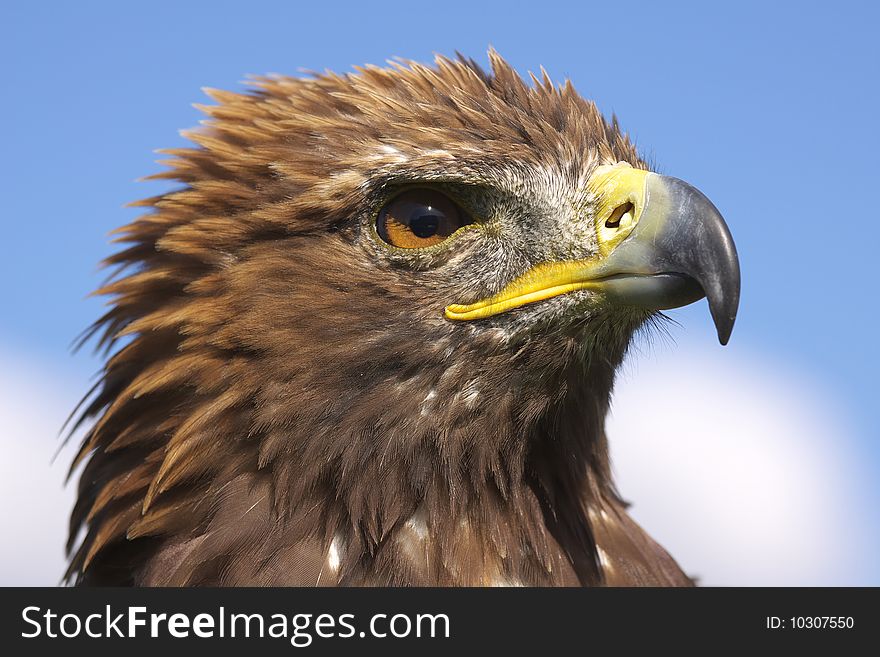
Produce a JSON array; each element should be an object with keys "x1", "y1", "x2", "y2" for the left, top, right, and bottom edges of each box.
[{"x1": 445, "y1": 162, "x2": 741, "y2": 345}]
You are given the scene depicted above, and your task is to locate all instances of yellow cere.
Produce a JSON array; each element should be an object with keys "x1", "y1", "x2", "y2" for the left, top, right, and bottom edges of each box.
[
  {"x1": 589, "y1": 163, "x2": 649, "y2": 257},
  {"x1": 444, "y1": 162, "x2": 649, "y2": 322}
]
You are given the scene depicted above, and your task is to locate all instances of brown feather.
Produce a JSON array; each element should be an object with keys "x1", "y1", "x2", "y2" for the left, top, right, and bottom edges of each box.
[{"x1": 67, "y1": 51, "x2": 692, "y2": 587}]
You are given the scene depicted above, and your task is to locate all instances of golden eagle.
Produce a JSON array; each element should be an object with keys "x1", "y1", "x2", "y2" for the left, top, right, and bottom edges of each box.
[{"x1": 67, "y1": 52, "x2": 739, "y2": 586}]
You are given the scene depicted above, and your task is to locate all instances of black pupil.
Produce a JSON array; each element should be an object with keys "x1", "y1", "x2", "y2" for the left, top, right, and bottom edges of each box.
[{"x1": 410, "y1": 210, "x2": 441, "y2": 237}]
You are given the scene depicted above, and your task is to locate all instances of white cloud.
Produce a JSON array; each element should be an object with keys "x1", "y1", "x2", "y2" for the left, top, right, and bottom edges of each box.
[
  {"x1": 0, "y1": 349, "x2": 81, "y2": 586},
  {"x1": 608, "y1": 335, "x2": 875, "y2": 585}
]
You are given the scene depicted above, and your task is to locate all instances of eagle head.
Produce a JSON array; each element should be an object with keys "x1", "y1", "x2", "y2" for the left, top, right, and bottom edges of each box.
[{"x1": 68, "y1": 51, "x2": 739, "y2": 586}]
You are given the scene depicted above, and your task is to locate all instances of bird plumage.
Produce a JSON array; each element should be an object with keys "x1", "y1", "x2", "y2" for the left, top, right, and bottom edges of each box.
[{"x1": 66, "y1": 51, "x2": 702, "y2": 586}]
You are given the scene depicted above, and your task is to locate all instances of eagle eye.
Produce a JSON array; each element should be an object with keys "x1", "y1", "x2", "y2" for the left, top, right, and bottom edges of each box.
[{"x1": 376, "y1": 189, "x2": 472, "y2": 249}]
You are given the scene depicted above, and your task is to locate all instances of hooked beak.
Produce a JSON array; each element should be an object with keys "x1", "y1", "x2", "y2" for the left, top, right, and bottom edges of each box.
[{"x1": 445, "y1": 164, "x2": 741, "y2": 345}]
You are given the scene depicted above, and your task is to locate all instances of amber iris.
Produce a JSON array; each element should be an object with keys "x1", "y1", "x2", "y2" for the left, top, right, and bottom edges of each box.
[{"x1": 377, "y1": 189, "x2": 471, "y2": 248}]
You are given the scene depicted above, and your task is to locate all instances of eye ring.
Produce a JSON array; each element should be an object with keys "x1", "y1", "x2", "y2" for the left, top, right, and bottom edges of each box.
[{"x1": 376, "y1": 188, "x2": 473, "y2": 249}]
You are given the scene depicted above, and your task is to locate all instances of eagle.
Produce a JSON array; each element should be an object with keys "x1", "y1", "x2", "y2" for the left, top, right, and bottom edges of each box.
[{"x1": 66, "y1": 51, "x2": 739, "y2": 586}]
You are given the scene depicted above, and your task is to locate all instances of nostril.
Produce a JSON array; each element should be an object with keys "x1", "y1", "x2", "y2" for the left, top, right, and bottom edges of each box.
[{"x1": 606, "y1": 202, "x2": 634, "y2": 229}]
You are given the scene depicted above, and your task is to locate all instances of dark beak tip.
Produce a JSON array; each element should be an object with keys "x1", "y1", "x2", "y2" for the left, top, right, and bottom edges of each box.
[
  {"x1": 704, "y1": 268, "x2": 740, "y2": 346},
  {"x1": 710, "y1": 301, "x2": 738, "y2": 345}
]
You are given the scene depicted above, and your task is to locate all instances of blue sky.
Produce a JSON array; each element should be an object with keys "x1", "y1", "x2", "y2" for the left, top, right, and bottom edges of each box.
[{"x1": 1, "y1": 1, "x2": 878, "y2": 584}]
